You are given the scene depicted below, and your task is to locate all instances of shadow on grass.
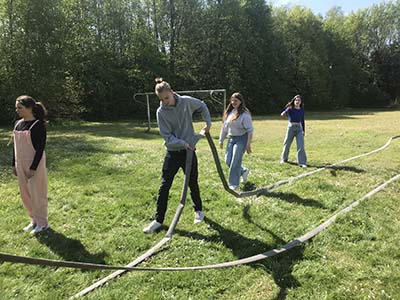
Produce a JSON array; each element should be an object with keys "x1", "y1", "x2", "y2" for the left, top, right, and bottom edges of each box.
[
  {"x1": 52, "y1": 122, "x2": 161, "y2": 140},
  {"x1": 175, "y1": 215, "x2": 304, "y2": 300},
  {"x1": 242, "y1": 206, "x2": 304, "y2": 300},
  {"x1": 265, "y1": 191, "x2": 327, "y2": 209},
  {"x1": 309, "y1": 164, "x2": 365, "y2": 174},
  {"x1": 251, "y1": 110, "x2": 378, "y2": 122},
  {"x1": 45, "y1": 136, "x2": 116, "y2": 174},
  {"x1": 86, "y1": 125, "x2": 161, "y2": 140},
  {"x1": 296, "y1": 110, "x2": 380, "y2": 121},
  {"x1": 45, "y1": 135, "x2": 157, "y2": 178},
  {"x1": 242, "y1": 182, "x2": 326, "y2": 209},
  {"x1": 283, "y1": 161, "x2": 301, "y2": 167},
  {"x1": 280, "y1": 161, "x2": 365, "y2": 174},
  {"x1": 326, "y1": 165, "x2": 365, "y2": 176},
  {"x1": 35, "y1": 228, "x2": 107, "y2": 270}
]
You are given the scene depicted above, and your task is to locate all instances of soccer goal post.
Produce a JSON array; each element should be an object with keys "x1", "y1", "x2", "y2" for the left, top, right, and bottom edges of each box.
[{"x1": 133, "y1": 89, "x2": 226, "y2": 131}]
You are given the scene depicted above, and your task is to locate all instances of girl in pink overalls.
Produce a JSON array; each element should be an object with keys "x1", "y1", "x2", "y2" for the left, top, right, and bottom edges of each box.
[{"x1": 12, "y1": 95, "x2": 49, "y2": 234}]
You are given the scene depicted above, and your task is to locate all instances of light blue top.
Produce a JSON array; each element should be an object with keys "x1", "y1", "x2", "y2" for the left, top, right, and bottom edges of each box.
[
  {"x1": 219, "y1": 109, "x2": 253, "y2": 144},
  {"x1": 156, "y1": 94, "x2": 212, "y2": 151}
]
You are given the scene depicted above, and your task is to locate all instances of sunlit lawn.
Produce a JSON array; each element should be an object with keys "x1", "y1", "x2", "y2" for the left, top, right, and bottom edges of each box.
[{"x1": 0, "y1": 109, "x2": 399, "y2": 300}]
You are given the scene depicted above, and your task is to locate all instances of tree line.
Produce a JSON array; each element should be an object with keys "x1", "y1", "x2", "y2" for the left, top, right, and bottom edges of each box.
[{"x1": 0, "y1": 0, "x2": 399, "y2": 123}]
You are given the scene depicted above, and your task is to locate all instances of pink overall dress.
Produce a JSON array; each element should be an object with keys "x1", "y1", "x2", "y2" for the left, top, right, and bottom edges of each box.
[{"x1": 13, "y1": 120, "x2": 48, "y2": 227}]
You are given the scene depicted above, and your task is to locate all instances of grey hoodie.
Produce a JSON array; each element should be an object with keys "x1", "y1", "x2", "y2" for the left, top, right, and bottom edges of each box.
[{"x1": 156, "y1": 94, "x2": 212, "y2": 151}]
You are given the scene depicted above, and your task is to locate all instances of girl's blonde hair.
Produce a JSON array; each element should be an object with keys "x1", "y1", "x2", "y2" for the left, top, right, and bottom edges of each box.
[{"x1": 155, "y1": 78, "x2": 172, "y2": 95}]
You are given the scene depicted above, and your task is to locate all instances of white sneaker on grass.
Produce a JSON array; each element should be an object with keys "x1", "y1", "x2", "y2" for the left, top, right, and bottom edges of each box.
[
  {"x1": 23, "y1": 223, "x2": 36, "y2": 232},
  {"x1": 241, "y1": 169, "x2": 250, "y2": 183},
  {"x1": 300, "y1": 164, "x2": 307, "y2": 168},
  {"x1": 229, "y1": 185, "x2": 239, "y2": 192},
  {"x1": 143, "y1": 220, "x2": 162, "y2": 233},
  {"x1": 31, "y1": 225, "x2": 50, "y2": 234},
  {"x1": 194, "y1": 211, "x2": 204, "y2": 224}
]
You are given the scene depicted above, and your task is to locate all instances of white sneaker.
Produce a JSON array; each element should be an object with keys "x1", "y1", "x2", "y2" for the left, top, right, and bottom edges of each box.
[
  {"x1": 194, "y1": 211, "x2": 204, "y2": 224},
  {"x1": 229, "y1": 185, "x2": 239, "y2": 192},
  {"x1": 280, "y1": 160, "x2": 287, "y2": 164},
  {"x1": 143, "y1": 220, "x2": 162, "y2": 233},
  {"x1": 30, "y1": 225, "x2": 50, "y2": 234},
  {"x1": 23, "y1": 223, "x2": 36, "y2": 232},
  {"x1": 300, "y1": 164, "x2": 307, "y2": 168},
  {"x1": 241, "y1": 169, "x2": 250, "y2": 183}
]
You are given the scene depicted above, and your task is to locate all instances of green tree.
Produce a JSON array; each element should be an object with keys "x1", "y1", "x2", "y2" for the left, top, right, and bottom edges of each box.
[
  {"x1": 323, "y1": 6, "x2": 353, "y2": 108},
  {"x1": 273, "y1": 6, "x2": 331, "y2": 109},
  {"x1": 0, "y1": 0, "x2": 67, "y2": 120}
]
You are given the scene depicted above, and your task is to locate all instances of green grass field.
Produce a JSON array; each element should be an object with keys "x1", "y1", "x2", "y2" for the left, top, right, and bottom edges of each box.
[{"x1": 0, "y1": 109, "x2": 399, "y2": 300}]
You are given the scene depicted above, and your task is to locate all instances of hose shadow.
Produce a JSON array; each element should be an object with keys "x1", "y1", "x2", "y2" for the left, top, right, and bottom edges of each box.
[{"x1": 175, "y1": 215, "x2": 304, "y2": 300}]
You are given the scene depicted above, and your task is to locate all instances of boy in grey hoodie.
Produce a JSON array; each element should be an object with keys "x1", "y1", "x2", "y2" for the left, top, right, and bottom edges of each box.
[{"x1": 143, "y1": 78, "x2": 212, "y2": 233}]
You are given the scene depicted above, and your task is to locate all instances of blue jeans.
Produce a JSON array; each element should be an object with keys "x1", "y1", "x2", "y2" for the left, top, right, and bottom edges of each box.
[
  {"x1": 225, "y1": 134, "x2": 248, "y2": 188},
  {"x1": 281, "y1": 123, "x2": 307, "y2": 165}
]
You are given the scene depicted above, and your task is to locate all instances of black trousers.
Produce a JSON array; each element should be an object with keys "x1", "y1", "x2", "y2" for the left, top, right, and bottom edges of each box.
[{"x1": 155, "y1": 150, "x2": 202, "y2": 223}]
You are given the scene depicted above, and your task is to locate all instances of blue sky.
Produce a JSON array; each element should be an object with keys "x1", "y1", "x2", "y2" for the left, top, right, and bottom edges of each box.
[{"x1": 270, "y1": 0, "x2": 387, "y2": 16}]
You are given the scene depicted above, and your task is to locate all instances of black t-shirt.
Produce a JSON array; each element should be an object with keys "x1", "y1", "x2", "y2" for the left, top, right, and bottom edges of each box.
[{"x1": 12, "y1": 120, "x2": 47, "y2": 170}]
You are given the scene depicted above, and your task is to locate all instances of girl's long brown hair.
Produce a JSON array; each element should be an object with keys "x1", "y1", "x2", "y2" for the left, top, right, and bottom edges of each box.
[
  {"x1": 285, "y1": 94, "x2": 304, "y2": 109},
  {"x1": 16, "y1": 95, "x2": 48, "y2": 121},
  {"x1": 223, "y1": 92, "x2": 250, "y2": 122}
]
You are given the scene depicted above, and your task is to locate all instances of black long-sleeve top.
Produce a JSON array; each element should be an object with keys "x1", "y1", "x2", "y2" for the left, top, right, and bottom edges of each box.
[{"x1": 12, "y1": 120, "x2": 47, "y2": 170}]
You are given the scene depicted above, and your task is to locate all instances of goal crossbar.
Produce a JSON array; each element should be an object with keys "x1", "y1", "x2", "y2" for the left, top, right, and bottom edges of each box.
[{"x1": 133, "y1": 89, "x2": 226, "y2": 130}]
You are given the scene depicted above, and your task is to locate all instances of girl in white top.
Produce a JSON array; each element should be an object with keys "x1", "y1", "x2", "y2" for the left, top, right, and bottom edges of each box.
[{"x1": 219, "y1": 92, "x2": 253, "y2": 190}]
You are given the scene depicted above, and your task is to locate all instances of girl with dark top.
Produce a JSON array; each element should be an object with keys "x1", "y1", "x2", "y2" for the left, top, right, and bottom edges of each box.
[
  {"x1": 12, "y1": 95, "x2": 49, "y2": 234},
  {"x1": 280, "y1": 94, "x2": 307, "y2": 167}
]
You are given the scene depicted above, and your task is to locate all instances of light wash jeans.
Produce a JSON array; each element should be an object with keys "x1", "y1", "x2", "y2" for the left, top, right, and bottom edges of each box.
[
  {"x1": 225, "y1": 134, "x2": 248, "y2": 188},
  {"x1": 281, "y1": 123, "x2": 307, "y2": 165}
]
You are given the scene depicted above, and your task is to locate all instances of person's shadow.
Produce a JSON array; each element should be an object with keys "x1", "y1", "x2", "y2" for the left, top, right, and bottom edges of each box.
[
  {"x1": 265, "y1": 191, "x2": 327, "y2": 209},
  {"x1": 241, "y1": 205, "x2": 304, "y2": 299},
  {"x1": 175, "y1": 213, "x2": 304, "y2": 300},
  {"x1": 284, "y1": 161, "x2": 365, "y2": 174},
  {"x1": 35, "y1": 228, "x2": 107, "y2": 270}
]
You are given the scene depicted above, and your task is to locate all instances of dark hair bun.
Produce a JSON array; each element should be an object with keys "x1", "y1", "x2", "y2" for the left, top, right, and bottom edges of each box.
[{"x1": 155, "y1": 77, "x2": 163, "y2": 84}]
